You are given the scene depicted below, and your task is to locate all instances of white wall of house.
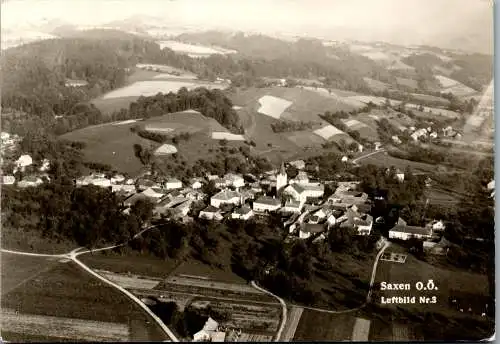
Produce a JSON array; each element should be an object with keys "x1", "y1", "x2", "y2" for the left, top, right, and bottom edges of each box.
[
  {"x1": 389, "y1": 231, "x2": 430, "y2": 240},
  {"x1": 357, "y1": 222, "x2": 372, "y2": 235},
  {"x1": 299, "y1": 230, "x2": 311, "y2": 239},
  {"x1": 210, "y1": 196, "x2": 240, "y2": 208},
  {"x1": 166, "y1": 181, "x2": 182, "y2": 190},
  {"x1": 253, "y1": 202, "x2": 281, "y2": 212}
]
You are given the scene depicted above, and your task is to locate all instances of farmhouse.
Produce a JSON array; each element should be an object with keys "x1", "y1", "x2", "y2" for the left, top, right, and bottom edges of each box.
[
  {"x1": 189, "y1": 178, "x2": 203, "y2": 189},
  {"x1": 389, "y1": 218, "x2": 433, "y2": 240},
  {"x1": 193, "y1": 317, "x2": 223, "y2": 342},
  {"x1": 299, "y1": 223, "x2": 326, "y2": 240},
  {"x1": 17, "y1": 176, "x2": 43, "y2": 188},
  {"x1": 2, "y1": 175, "x2": 15, "y2": 185},
  {"x1": 223, "y1": 173, "x2": 245, "y2": 189},
  {"x1": 142, "y1": 187, "x2": 166, "y2": 200},
  {"x1": 288, "y1": 159, "x2": 306, "y2": 170},
  {"x1": 411, "y1": 128, "x2": 428, "y2": 141},
  {"x1": 110, "y1": 174, "x2": 126, "y2": 184},
  {"x1": 15, "y1": 154, "x2": 33, "y2": 171},
  {"x1": 253, "y1": 196, "x2": 281, "y2": 213},
  {"x1": 137, "y1": 178, "x2": 159, "y2": 191},
  {"x1": 338, "y1": 206, "x2": 373, "y2": 235},
  {"x1": 210, "y1": 189, "x2": 241, "y2": 208},
  {"x1": 329, "y1": 181, "x2": 368, "y2": 207},
  {"x1": 199, "y1": 205, "x2": 223, "y2": 221},
  {"x1": 231, "y1": 205, "x2": 254, "y2": 220},
  {"x1": 172, "y1": 200, "x2": 193, "y2": 217},
  {"x1": 111, "y1": 184, "x2": 136, "y2": 195},
  {"x1": 76, "y1": 175, "x2": 111, "y2": 188},
  {"x1": 392, "y1": 135, "x2": 402, "y2": 145},
  {"x1": 165, "y1": 178, "x2": 182, "y2": 190},
  {"x1": 282, "y1": 200, "x2": 303, "y2": 213}
]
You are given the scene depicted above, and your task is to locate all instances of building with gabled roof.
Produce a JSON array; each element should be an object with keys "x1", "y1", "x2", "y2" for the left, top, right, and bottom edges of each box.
[
  {"x1": 231, "y1": 205, "x2": 254, "y2": 220},
  {"x1": 210, "y1": 189, "x2": 241, "y2": 208},
  {"x1": 253, "y1": 196, "x2": 281, "y2": 213},
  {"x1": 389, "y1": 218, "x2": 432, "y2": 240},
  {"x1": 338, "y1": 206, "x2": 373, "y2": 235},
  {"x1": 199, "y1": 205, "x2": 223, "y2": 221},
  {"x1": 299, "y1": 223, "x2": 326, "y2": 239}
]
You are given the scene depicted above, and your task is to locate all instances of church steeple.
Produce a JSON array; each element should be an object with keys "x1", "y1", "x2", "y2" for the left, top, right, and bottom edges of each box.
[{"x1": 276, "y1": 161, "x2": 288, "y2": 192}]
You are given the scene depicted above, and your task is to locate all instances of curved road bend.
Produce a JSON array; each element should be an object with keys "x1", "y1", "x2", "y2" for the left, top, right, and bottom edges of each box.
[
  {"x1": 1, "y1": 226, "x2": 179, "y2": 342},
  {"x1": 253, "y1": 240, "x2": 390, "y2": 318},
  {"x1": 250, "y1": 281, "x2": 287, "y2": 342},
  {"x1": 352, "y1": 149, "x2": 386, "y2": 164}
]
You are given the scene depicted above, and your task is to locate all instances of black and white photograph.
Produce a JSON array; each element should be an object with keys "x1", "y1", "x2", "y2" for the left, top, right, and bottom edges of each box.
[{"x1": 0, "y1": 0, "x2": 495, "y2": 342}]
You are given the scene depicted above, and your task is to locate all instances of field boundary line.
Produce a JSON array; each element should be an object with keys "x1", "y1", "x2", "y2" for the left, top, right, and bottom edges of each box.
[
  {"x1": 72, "y1": 252, "x2": 179, "y2": 342},
  {"x1": 251, "y1": 281, "x2": 287, "y2": 342}
]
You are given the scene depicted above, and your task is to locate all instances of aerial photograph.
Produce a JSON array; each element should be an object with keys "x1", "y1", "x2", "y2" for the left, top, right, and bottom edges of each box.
[{"x1": 0, "y1": 0, "x2": 495, "y2": 342}]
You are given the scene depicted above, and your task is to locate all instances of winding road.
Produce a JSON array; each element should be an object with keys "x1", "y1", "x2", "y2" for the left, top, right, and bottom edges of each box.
[{"x1": 1, "y1": 226, "x2": 179, "y2": 343}]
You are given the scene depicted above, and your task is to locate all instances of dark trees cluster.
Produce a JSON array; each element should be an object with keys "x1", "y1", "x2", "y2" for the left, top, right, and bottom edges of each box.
[{"x1": 270, "y1": 120, "x2": 315, "y2": 133}]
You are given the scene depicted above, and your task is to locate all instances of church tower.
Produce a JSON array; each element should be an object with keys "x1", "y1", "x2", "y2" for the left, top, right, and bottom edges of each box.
[{"x1": 276, "y1": 162, "x2": 288, "y2": 192}]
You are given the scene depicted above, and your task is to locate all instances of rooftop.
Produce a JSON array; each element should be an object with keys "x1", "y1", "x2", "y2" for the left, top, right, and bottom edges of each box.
[
  {"x1": 255, "y1": 196, "x2": 281, "y2": 206},
  {"x1": 234, "y1": 205, "x2": 252, "y2": 215},
  {"x1": 390, "y1": 224, "x2": 432, "y2": 236},
  {"x1": 212, "y1": 189, "x2": 240, "y2": 201}
]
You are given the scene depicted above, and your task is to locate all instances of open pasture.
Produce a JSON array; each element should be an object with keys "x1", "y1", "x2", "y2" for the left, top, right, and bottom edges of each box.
[
  {"x1": 293, "y1": 310, "x2": 356, "y2": 341},
  {"x1": 2, "y1": 261, "x2": 167, "y2": 341},
  {"x1": 1, "y1": 252, "x2": 60, "y2": 296},
  {"x1": 101, "y1": 80, "x2": 228, "y2": 99},
  {"x1": 95, "y1": 270, "x2": 162, "y2": 290},
  {"x1": 373, "y1": 247, "x2": 490, "y2": 316},
  {"x1": 257, "y1": 95, "x2": 293, "y2": 119},
  {"x1": 396, "y1": 76, "x2": 419, "y2": 89},
  {"x1": 363, "y1": 77, "x2": 390, "y2": 92},
  {"x1": 211, "y1": 132, "x2": 245, "y2": 141},
  {"x1": 158, "y1": 40, "x2": 237, "y2": 56},
  {"x1": 2, "y1": 309, "x2": 130, "y2": 342},
  {"x1": 359, "y1": 151, "x2": 436, "y2": 173},
  {"x1": 314, "y1": 125, "x2": 344, "y2": 140}
]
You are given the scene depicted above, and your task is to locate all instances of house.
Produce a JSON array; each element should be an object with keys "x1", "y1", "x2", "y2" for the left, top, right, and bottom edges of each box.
[
  {"x1": 137, "y1": 178, "x2": 158, "y2": 191},
  {"x1": 206, "y1": 174, "x2": 219, "y2": 181},
  {"x1": 392, "y1": 135, "x2": 402, "y2": 144},
  {"x1": 111, "y1": 174, "x2": 126, "y2": 184},
  {"x1": 199, "y1": 205, "x2": 223, "y2": 221},
  {"x1": 18, "y1": 176, "x2": 43, "y2": 188},
  {"x1": 428, "y1": 220, "x2": 446, "y2": 232},
  {"x1": 165, "y1": 178, "x2": 182, "y2": 190},
  {"x1": 224, "y1": 173, "x2": 245, "y2": 189},
  {"x1": 299, "y1": 223, "x2": 326, "y2": 239},
  {"x1": 283, "y1": 182, "x2": 324, "y2": 205},
  {"x1": 76, "y1": 175, "x2": 111, "y2": 188},
  {"x1": 429, "y1": 131, "x2": 438, "y2": 139},
  {"x1": 358, "y1": 144, "x2": 364, "y2": 153},
  {"x1": 341, "y1": 156, "x2": 349, "y2": 163},
  {"x1": 253, "y1": 196, "x2": 281, "y2": 213},
  {"x1": 15, "y1": 154, "x2": 33, "y2": 171},
  {"x1": 2, "y1": 175, "x2": 15, "y2": 185},
  {"x1": 338, "y1": 206, "x2": 373, "y2": 235},
  {"x1": 329, "y1": 182, "x2": 368, "y2": 207},
  {"x1": 189, "y1": 178, "x2": 203, "y2": 189},
  {"x1": 124, "y1": 193, "x2": 151, "y2": 207},
  {"x1": 276, "y1": 163, "x2": 288, "y2": 192},
  {"x1": 39, "y1": 159, "x2": 51, "y2": 172},
  {"x1": 210, "y1": 189, "x2": 241, "y2": 208},
  {"x1": 214, "y1": 177, "x2": 231, "y2": 189},
  {"x1": 442, "y1": 126, "x2": 454, "y2": 137},
  {"x1": 154, "y1": 196, "x2": 188, "y2": 215},
  {"x1": 111, "y1": 184, "x2": 136, "y2": 195},
  {"x1": 411, "y1": 128, "x2": 427, "y2": 141},
  {"x1": 282, "y1": 200, "x2": 303, "y2": 213},
  {"x1": 374, "y1": 142, "x2": 382, "y2": 151},
  {"x1": 231, "y1": 205, "x2": 254, "y2": 220},
  {"x1": 172, "y1": 200, "x2": 193, "y2": 217},
  {"x1": 288, "y1": 159, "x2": 306, "y2": 170},
  {"x1": 142, "y1": 187, "x2": 166, "y2": 200},
  {"x1": 193, "y1": 317, "x2": 222, "y2": 342},
  {"x1": 389, "y1": 218, "x2": 433, "y2": 240}
]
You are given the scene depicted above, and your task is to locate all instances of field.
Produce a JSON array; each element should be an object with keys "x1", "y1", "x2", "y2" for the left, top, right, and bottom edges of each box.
[
  {"x1": 396, "y1": 77, "x2": 419, "y2": 89},
  {"x1": 2, "y1": 226, "x2": 76, "y2": 254},
  {"x1": 405, "y1": 103, "x2": 460, "y2": 119},
  {"x1": 257, "y1": 95, "x2": 293, "y2": 119},
  {"x1": 372, "y1": 246, "x2": 490, "y2": 316},
  {"x1": 211, "y1": 132, "x2": 245, "y2": 141},
  {"x1": 2, "y1": 259, "x2": 167, "y2": 341},
  {"x1": 410, "y1": 93, "x2": 450, "y2": 106},
  {"x1": 101, "y1": 80, "x2": 228, "y2": 99},
  {"x1": 136, "y1": 63, "x2": 197, "y2": 79},
  {"x1": 293, "y1": 310, "x2": 357, "y2": 341},
  {"x1": 346, "y1": 95, "x2": 401, "y2": 107},
  {"x1": 154, "y1": 144, "x2": 178, "y2": 155},
  {"x1": 343, "y1": 118, "x2": 379, "y2": 141},
  {"x1": 59, "y1": 110, "x2": 236, "y2": 175},
  {"x1": 435, "y1": 75, "x2": 476, "y2": 96},
  {"x1": 280, "y1": 306, "x2": 303, "y2": 341},
  {"x1": 363, "y1": 77, "x2": 390, "y2": 92},
  {"x1": 358, "y1": 151, "x2": 436, "y2": 174},
  {"x1": 314, "y1": 125, "x2": 344, "y2": 140},
  {"x1": 59, "y1": 120, "x2": 154, "y2": 176},
  {"x1": 158, "y1": 40, "x2": 237, "y2": 57}
]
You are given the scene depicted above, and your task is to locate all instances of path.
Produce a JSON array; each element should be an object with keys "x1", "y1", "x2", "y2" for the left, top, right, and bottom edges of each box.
[
  {"x1": 352, "y1": 149, "x2": 386, "y2": 164},
  {"x1": 1, "y1": 225, "x2": 179, "y2": 342},
  {"x1": 255, "y1": 240, "x2": 391, "y2": 319},
  {"x1": 280, "y1": 306, "x2": 304, "y2": 341},
  {"x1": 250, "y1": 281, "x2": 287, "y2": 342}
]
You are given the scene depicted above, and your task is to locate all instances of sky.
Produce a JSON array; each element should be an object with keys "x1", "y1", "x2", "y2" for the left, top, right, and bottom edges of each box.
[{"x1": 1, "y1": 0, "x2": 494, "y2": 53}]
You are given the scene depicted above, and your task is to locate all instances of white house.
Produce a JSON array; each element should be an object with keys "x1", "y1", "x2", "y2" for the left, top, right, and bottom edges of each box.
[
  {"x1": 210, "y1": 189, "x2": 241, "y2": 208},
  {"x1": 111, "y1": 184, "x2": 136, "y2": 195},
  {"x1": 15, "y1": 154, "x2": 33, "y2": 171},
  {"x1": 429, "y1": 132, "x2": 438, "y2": 139},
  {"x1": 76, "y1": 175, "x2": 111, "y2": 188},
  {"x1": 299, "y1": 223, "x2": 326, "y2": 240},
  {"x1": 284, "y1": 183, "x2": 324, "y2": 204},
  {"x1": 392, "y1": 135, "x2": 402, "y2": 145},
  {"x1": 173, "y1": 200, "x2": 193, "y2": 217},
  {"x1": 199, "y1": 205, "x2": 223, "y2": 221},
  {"x1": 142, "y1": 187, "x2": 166, "y2": 200},
  {"x1": 338, "y1": 206, "x2": 373, "y2": 235},
  {"x1": 193, "y1": 317, "x2": 220, "y2": 342},
  {"x1": 224, "y1": 173, "x2": 245, "y2": 189},
  {"x1": 341, "y1": 156, "x2": 349, "y2": 163},
  {"x1": 231, "y1": 205, "x2": 254, "y2": 220},
  {"x1": 165, "y1": 178, "x2": 182, "y2": 190},
  {"x1": 253, "y1": 196, "x2": 281, "y2": 212},
  {"x1": 110, "y1": 174, "x2": 126, "y2": 184},
  {"x1": 2, "y1": 175, "x2": 15, "y2": 185},
  {"x1": 374, "y1": 142, "x2": 382, "y2": 151},
  {"x1": 288, "y1": 160, "x2": 306, "y2": 170},
  {"x1": 389, "y1": 218, "x2": 432, "y2": 240},
  {"x1": 428, "y1": 220, "x2": 446, "y2": 232},
  {"x1": 18, "y1": 176, "x2": 43, "y2": 188},
  {"x1": 411, "y1": 128, "x2": 428, "y2": 141},
  {"x1": 189, "y1": 178, "x2": 203, "y2": 189},
  {"x1": 282, "y1": 200, "x2": 303, "y2": 213}
]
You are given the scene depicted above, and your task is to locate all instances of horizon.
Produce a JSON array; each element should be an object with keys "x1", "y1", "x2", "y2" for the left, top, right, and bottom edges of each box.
[{"x1": 1, "y1": 0, "x2": 494, "y2": 54}]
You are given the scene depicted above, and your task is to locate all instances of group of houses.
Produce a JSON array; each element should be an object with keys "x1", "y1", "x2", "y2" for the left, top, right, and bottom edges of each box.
[{"x1": 390, "y1": 125, "x2": 462, "y2": 145}]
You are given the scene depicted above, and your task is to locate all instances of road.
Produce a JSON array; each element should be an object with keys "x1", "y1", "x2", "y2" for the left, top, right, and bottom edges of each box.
[
  {"x1": 255, "y1": 240, "x2": 391, "y2": 318},
  {"x1": 352, "y1": 149, "x2": 386, "y2": 164},
  {"x1": 1, "y1": 225, "x2": 179, "y2": 342},
  {"x1": 251, "y1": 281, "x2": 287, "y2": 342}
]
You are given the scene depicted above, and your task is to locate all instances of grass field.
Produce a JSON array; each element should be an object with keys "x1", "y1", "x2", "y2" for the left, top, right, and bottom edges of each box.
[
  {"x1": 2, "y1": 260, "x2": 167, "y2": 341},
  {"x1": 372, "y1": 246, "x2": 490, "y2": 316},
  {"x1": 59, "y1": 120, "x2": 154, "y2": 176},
  {"x1": 293, "y1": 310, "x2": 357, "y2": 341},
  {"x1": 157, "y1": 40, "x2": 237, "y2": 56},
  {"x1": 257, "y1": 95, "x2": 293, "y2": 119},
  {"x1": 1, "y1": 227, "x2": 76, "y2": 254},
  {"x1": 1, "y1": 253, "x2": 60, "y2": 296},
  {"x1": 359, "y1": 151, "x2": 436, "y2": 173}
]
